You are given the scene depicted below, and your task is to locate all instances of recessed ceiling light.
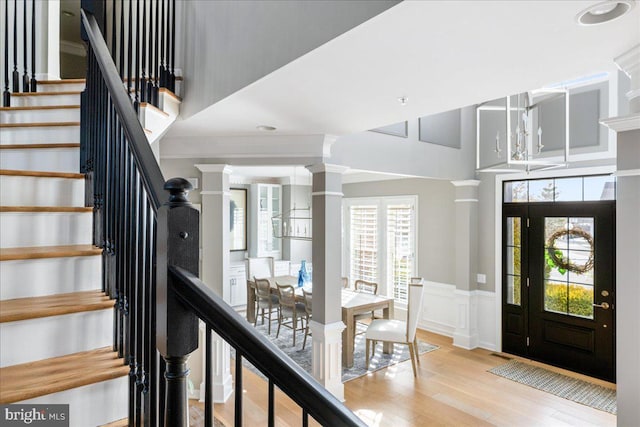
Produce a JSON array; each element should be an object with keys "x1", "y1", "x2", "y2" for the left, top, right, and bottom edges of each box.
[
  {"x1": 256, "y1": 125, "x2": 276, "y2": 131},
  {"x1": 575, "y1": 1, "x2": 634, "y2": 25},
  {"x1": 62, "y1": 10, "x2": 75, "y2": 17}
]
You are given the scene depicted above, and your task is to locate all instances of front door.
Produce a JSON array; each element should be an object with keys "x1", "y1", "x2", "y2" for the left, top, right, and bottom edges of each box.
[{"x1": 502, "y1": 181, "x2": 615, "y2": 382}]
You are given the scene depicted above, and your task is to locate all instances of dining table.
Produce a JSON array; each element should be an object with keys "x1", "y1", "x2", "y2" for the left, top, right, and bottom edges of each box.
[{"x1": 246, "y1": 276, "x2": 394, "y2": 368}]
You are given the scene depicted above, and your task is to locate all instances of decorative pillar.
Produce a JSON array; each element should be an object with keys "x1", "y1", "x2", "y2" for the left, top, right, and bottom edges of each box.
[
  {"x1": 194, "y1": 164, "x2": 233, "y2": 402},
  {"x1": 306, "y1": 163, "x2": 349, "y2": 401},
  {"x1": 601, "y1": 44, "x2": 640, "y2": 427},
  {"x1": 451, "y1": 180, "x2": 480, "y2": 349}
]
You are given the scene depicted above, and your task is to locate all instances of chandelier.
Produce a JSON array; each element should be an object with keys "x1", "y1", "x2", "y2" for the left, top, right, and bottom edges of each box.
[{"x1": 477, "y1": 88, "x2": 570, "y2": 173}]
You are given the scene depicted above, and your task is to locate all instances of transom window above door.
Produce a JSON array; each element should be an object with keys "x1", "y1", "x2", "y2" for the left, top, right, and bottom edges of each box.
[{"x1": 504, "y1": 175, "x2": 615, "y2": 203}]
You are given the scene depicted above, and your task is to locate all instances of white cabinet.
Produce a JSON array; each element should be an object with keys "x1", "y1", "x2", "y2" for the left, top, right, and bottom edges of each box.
[
  {"x1": 229, "y1": 262, "x2": 247, "y2": 307},
  {"x1": 273, "y1": 260, "x2": 290, "y2": 277},
  {"x1": 256, "y1": 184, "x2": 281, "y2": 258}
]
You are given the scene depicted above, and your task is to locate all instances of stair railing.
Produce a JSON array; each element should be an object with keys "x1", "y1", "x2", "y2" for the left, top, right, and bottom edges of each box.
[
  {"x1": 1, "y1": 0, "x2": 37, "y2": 106},
  {"x1": 80, "y1": 5, "x2": 365, "y2": 427}
]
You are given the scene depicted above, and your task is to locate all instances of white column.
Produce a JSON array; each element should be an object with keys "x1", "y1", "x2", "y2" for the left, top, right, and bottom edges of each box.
[
  {"x1": 601, "y1": 44, "x2": 640, "y2": 427},
  {"x1": 195, "y1": 164, "x2": 233, "y2": 403},
  {"x1": 306, "y1": 163, "x2": 349, "y2": 401},
  {"x1": 451, "y1": 180, "x2": 480, "y2": 349}
]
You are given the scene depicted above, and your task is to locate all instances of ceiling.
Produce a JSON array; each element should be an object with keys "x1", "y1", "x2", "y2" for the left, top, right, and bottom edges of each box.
[{"x1": 167, "y1": 0, "x2": 639, "y2": 139}]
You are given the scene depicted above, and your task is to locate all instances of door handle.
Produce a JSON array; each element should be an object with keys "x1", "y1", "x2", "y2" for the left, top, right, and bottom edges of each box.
[{"x1": 593, "y1": 302, "x2": 610, "y2": 309}]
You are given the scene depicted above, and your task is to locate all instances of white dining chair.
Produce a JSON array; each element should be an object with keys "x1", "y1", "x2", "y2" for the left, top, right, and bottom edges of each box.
[{"x1": 364, "y1": 278, "x2": 425, "y2": 376}]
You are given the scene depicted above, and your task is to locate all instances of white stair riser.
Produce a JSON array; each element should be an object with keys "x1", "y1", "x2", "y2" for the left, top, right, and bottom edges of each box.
[
  {"x1": 19, "y1": 377, "x2": 128, "y2": 427},
  {"x1": 0, "y1": 309, "x2": 113, "y2": 367},
  {"x1": 0, "y1": 147, "x2": 79, "y2": 172},
  {"x1": 0, "y1": 256, "x2": 102, "y2": 300},
  {"x1": 37, "y1": 83, "x2": 86, "y2": 93},
  {"x1": 9, "y1": 93, "x2": 81, "y2": 107},
  {"x1": 0, "y1": 175, "x2": 84, "y2": 206},
  {"x1": 0, "y1": 212, "x2": 93, "y2": 247},
  {"x1": 0, "y1": 107, "x2": 80, "y2": 124},
  {"x1": 0, "y1": 125, "x2": 79, "y2": 144}
]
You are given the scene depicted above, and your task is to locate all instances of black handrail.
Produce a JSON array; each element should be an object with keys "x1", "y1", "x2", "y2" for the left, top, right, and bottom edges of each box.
[
  {"x1": 81, "y1": 3, "x2": 365, "y2": 426},
  {"x1": 170, "y1": 266, "x2": 367, "y2": 427}
]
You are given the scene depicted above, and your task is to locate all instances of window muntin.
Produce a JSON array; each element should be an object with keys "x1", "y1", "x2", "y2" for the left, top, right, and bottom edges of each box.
[{"x1": 504, "y1": 175, "x2": 615, "y2": 203}]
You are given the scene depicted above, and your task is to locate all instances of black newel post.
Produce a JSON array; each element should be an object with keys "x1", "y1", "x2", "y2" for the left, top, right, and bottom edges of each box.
[{"x1": 156, "y1": 178, "x2": 199, "y2": 427}]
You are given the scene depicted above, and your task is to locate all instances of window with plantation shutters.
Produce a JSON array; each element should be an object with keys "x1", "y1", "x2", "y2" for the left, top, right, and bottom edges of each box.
[
  {"x1": 349, "y1": 205, "x2": 378, "y2": 283},
  {"x1": 387, "y1": 204, "x2": 413, "y2": 303},
  {"x1": 344, "y1": 196, "x2": 417, "y2": 305}
]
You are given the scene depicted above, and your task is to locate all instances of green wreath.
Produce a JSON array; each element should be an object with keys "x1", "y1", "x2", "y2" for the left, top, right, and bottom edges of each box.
[{"x1": 545, "y1": 227, "x2": 594, "y2": 275}]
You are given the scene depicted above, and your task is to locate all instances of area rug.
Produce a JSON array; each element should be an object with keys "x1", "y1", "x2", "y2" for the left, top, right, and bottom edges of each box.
[
  {"x1": 244, "y1": 320, "x2": 438, "y2": 382},
  {"x1": 489, "y1": 360, "x2": 617, "y2": 414}
]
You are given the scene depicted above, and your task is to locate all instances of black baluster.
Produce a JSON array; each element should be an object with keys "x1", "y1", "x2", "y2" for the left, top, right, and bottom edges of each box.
[
  {"x1": 3, "y1": 0, "x2": 10, "y2": 105},
  {"x1": 140, "y1": 0, "x2": 147, "y2": 104},
  {"x1": 152, "y1": 0, "x2": 159, "y2": 106},
  {"x1": 22, "y1": 0, "x2": 29, "y2": 92},
  {"x1": 127, "y1": 0, "x2": 133, "y2": 102},
  {"x1": 303, "y1": 409, "x2": 309, "y2": 427},
  {"x1": 134, "y1": 0, "x2": 140, "y2": 110},
  {"x1": 235, "y1": 354, "x2": 243, "y2": 427},
  {"x1": 268, "y1": 379, "x2": 275, "y2": 427},
  {"x1": 169, "y1": 0, "x2": 175, "y2": 92},
  {"x1": 205, "y1": 326, "x2": 212, "y2": 427},
  {"x1": 12, "y1": 0, "x2": 19, "y2": 92},
  {"x1": 111, "y1": 0, "x2": 116, "y2": 58},
  {"x1": 119, "y1": 0, "x2": 124, "y2": 79},
  {"x1": 159, "y1": 0, "x2": 165, "y2": 88},
  {"x1": 147, "y1": 0, "x2": 154, "y2": 106},
  {"x1": 30, "y1": 0, "x2": 36, "y2": 91}
]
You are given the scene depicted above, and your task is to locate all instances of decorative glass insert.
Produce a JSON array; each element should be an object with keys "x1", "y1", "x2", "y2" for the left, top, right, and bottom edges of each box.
[
  {"x1": 543, "y1": 217, "x2": 595, "y2": 319},
  {"x1": 504, "y1": 175, "x2": 615, "y2": 203},
  {"x1": 506, "y1": 217, "x2": 521, "y2": 306}
]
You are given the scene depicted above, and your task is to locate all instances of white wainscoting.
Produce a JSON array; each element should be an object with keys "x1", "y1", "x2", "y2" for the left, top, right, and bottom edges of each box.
[{"x1": 418, "y1": 281, "x2": 496, "y2": 351}]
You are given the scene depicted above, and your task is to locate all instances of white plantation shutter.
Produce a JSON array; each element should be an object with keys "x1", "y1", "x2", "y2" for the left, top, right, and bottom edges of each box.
[
  {"x1": 386, "y1": 204, "x2": 414, "y2": 304},
  {"x1": 350, "y1": 205, "x2": 378, "y2": 283}
]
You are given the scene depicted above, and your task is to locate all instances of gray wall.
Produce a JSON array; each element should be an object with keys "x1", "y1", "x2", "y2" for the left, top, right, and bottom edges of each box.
[
  {"x1": 342, "y1": 178, "x2": 456, "y2": 286},
  {"x1": 331, "y1": 106, "x2": 476, "y2": 180},
  {"x1": 179, "y1": 0, "x2": 399, "y2": 118},
  {"x1": 477, "y1": 173, "x2": 498, "y2": 292}
]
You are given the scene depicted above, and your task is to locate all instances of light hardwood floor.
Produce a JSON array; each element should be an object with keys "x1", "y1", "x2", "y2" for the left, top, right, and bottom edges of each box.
[{"x1": 197, "y1": 329, "x2": 616, "y2": 426}]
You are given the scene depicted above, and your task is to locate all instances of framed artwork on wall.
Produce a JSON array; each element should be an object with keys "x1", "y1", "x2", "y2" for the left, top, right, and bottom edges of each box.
[{"x1": 230, "y1": 188, "x2": 247, "y2": 251}]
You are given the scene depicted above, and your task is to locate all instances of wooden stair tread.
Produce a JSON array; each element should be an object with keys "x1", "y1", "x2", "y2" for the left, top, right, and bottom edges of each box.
[
  {"x1": 0, "y1": 121, "x2": 80, "y2": 128},
  {"x1": 139, "y1": 102, "x2": 170, "y2": 117},
  {"x1": 11, "y1": 91, "x2": 82, "y2": 97},
  {"x1": 37, "y1": 79, "x2": 86, "y2": 85},
  {"x1": 0, "y1": 206, "x2": 92, "y2": 213},
  {"x1": 0, "y1": 347, "x2": 128, "y2": 403},
  {"x1": 0, "y1": 105, "x2": 80, "y2": 111},
  {"x1": 100, "y1": 419, "x2": 129, "y2": 427},
  {"x1": 0, "y1": 244, "x2": 102, "y2": 261},
  {"x1": 0, "y1": 290, "x2": 114, "y2": 322},
  {"x1": 0, "y1": 143, "x2": 80, "y2": 149},
  {"x1": 158, "y1": 87, "x2": 182, "y2": 102},
  {"x1": 0, "y1": 169, "x2": 84, "y2": 179}
]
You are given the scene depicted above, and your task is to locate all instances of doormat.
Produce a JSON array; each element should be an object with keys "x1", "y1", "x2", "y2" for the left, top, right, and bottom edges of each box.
[{"x1": 489, "y1": 360, "x2": 616, "y2": 414}]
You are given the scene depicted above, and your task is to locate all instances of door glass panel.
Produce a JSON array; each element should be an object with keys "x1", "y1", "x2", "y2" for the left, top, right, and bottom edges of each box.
[
  {"x1": 544, "y1": 216, "x2": 595, "y2": 319},
  {"x1": 529, "y1": 179, "x2": 555, "y2": 202},
  {"x1": 568, "y1": 283, "x2": 594, "y2": 318},
  {"x1": 507, "y1": 275, "x2": 521, "y2": 305},
  {"x1": 555, "y1": 177, "x2": 583, "y2": 202},
  {"x1": 506, "y1": 217, "x2": 521, "y2": 306}
]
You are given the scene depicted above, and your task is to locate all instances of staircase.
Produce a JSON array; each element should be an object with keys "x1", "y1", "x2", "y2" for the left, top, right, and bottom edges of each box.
[{"x1": 0, "y1": 80, "x2": 129, "y2": 426}]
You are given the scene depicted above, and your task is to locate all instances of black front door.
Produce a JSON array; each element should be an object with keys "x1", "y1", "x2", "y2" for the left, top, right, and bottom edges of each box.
[{"x1": 503, "y1": 201, "x2": 615, "y2": 382}]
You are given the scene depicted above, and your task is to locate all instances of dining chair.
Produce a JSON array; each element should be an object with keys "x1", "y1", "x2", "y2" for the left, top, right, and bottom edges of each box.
[
  {"x1": 254, "y1": 277, "x2": 279, "y2": 334},
  {"x1": 276, "y1": 284, "x2": 307, "y2": 347},
  {"x1": 352, "y1": 279, "x2": 379, "y2": 344},
  {"x1": 365, "y1": 280, "x2": 425, "y2": 377},
  {"x1": 302, "y1": 289, "x2": 313, "y2": 350},
  {"x1": 342, "y1": 277, "x2": 349, "y2": 289}
]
